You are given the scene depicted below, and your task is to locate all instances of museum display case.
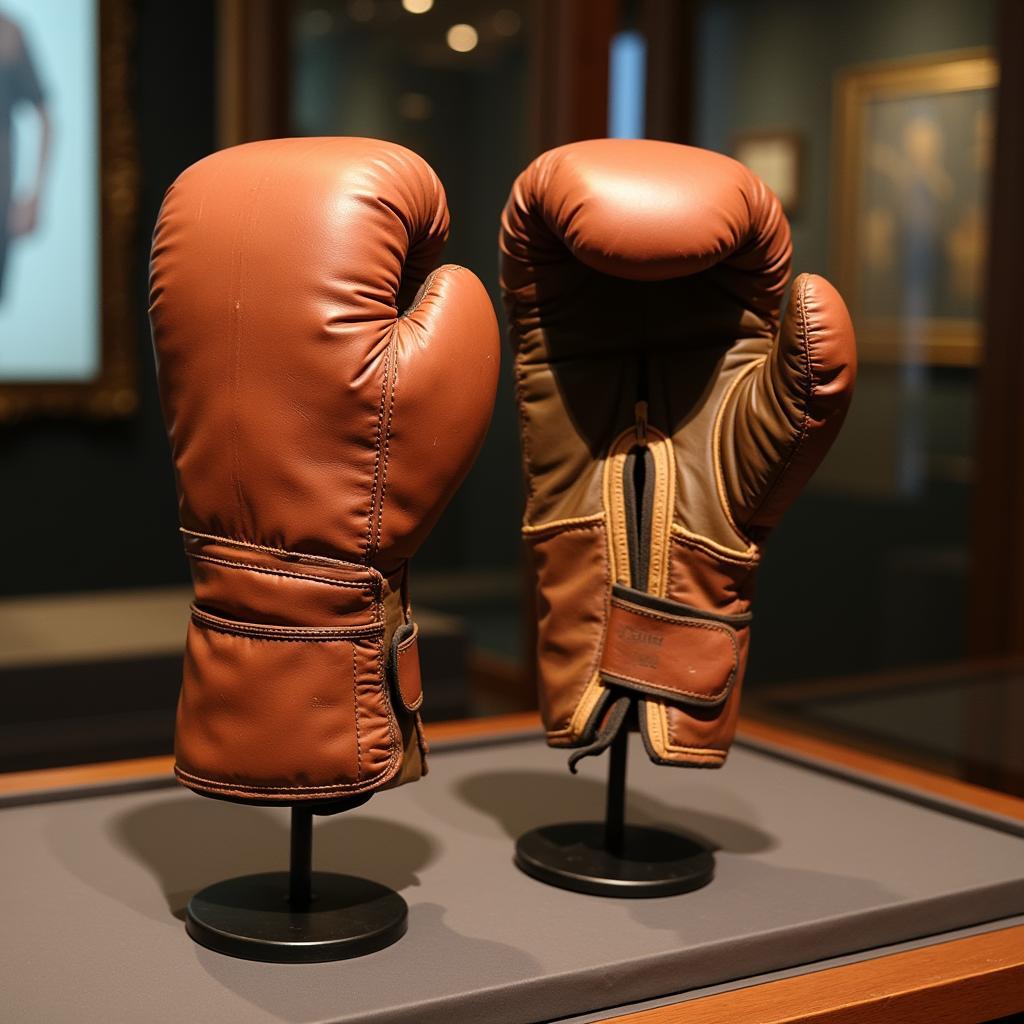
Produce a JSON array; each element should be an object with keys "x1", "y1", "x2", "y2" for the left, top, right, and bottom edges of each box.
[{"x1": 1, "y1": 0, "x2": 1023, "y2": 1020}]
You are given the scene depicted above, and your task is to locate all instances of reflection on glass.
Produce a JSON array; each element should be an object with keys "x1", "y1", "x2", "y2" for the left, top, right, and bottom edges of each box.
[
  {"x1": 695, "y1": 0, "x2": 997, "y2": 687},
  {"x1": 608, "y1": 29, "x2": 646, "y2": 139},
  {"x1": 290, "y1": 0, "x2": 531, "y2": 717}
]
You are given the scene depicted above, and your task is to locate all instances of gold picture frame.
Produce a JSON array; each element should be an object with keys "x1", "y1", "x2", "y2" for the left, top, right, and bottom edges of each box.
[
  {"x1": 833, "y1": 49, "x2": 998, "y2": 367},
  {"x1": 0, "y1": 0, "x2": 139, "y2": 421},
  {"x1": 734, "y1": 130, "x2": 804, "y2": 218}
]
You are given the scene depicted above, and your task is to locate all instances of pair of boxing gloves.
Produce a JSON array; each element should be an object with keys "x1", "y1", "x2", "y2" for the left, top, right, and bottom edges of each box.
[{"x1": 150, "y1": 137, "x2": 856, "y2": 806}]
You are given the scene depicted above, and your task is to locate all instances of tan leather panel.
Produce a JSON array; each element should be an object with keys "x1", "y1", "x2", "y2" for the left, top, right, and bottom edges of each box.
[
  {"x1": 600, "y1": 594, "x2": 739, "y2": 704},
  {"x1": 526, "y1": 517, "x2": 609, "y2": 740},
  {"x1": 666, "y1": 532, "x2": 757, "y2": 618}
]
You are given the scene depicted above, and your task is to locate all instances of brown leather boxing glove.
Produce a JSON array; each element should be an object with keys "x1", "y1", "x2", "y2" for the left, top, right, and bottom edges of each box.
[
  {"x1": 500, "y1": 139, "x2": 855, "y2": 768},
  {"x1": 151, "y1": 138, "x2": 499, "y2": 804}
]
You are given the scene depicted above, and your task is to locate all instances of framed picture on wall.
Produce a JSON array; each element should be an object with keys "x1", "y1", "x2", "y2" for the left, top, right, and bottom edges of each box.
[
  {"x1": 833, "y1": 49, "x2": 997, "y2": 367},
  {"x1": 733, "y1": 131, "x2": 803, "y2": 217},
  {"x1": 0, "y1": 0, "x2": 137, "y2": 421}
]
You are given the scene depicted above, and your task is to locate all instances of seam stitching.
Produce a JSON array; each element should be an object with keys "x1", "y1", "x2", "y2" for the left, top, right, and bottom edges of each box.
[
  {"x1": 602, "y1": 669, "x2": 731, "y2": 703},
  {"x1": 365, "y1": 344, "x2": 390, "y2": 561},
  {"x1": 743, "y1": 274, "x2": 815, "y2": 529},
  {"x1": 352, "y1": 645, "x2": 362, "y2": 780},
  {"x1": 174, "y1": 765, "x2": 392, "y2": 794},
  {"x1": 610, "y1": 599, "x2": 742, "y2": 632},
  {"x1": 187, "y1": 552, "x2": 373, "y2": 592}
]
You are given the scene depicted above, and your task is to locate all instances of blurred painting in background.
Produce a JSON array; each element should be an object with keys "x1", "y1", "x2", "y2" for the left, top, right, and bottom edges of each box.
[
  {"x1": 0, "y1": 0, "x2": 95, "y2": 380},
  {"x1": 834, "y1": 50, "x2": 997, "y2": 367},
  {"x1": 0, "y1": 0, "x2": 136, "y2": 420}
]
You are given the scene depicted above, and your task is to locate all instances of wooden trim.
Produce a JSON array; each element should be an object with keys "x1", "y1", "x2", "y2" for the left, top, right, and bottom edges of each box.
[
  {"x1": 641, "y1": 0, "x2": 696, "y2": 144},
  {"x1": 745, "y1": 655, "x2": 1020, "y2": 703},
  {"x1": 6, "y1": 711, "x2": 1021, "y2": 821},
  {"x1": 612, "y1": 924, "x2": 1024, "y2": 1024},
  {"x1": 529, "y1": 0, "x2": 617, "y2": 152},
  {"x1": 0, "y1": 712, "x2": 543, "y2": 800},
  {"x1": 970, "y1": 0, "x2": 1024, "y2": 658},
  {"x1": 738, "y1": 717, "x2": 1024, "y2": 822},
  {"x1": 216, "y1": 0, "x2": 290, "y2": 148},
  {"x1": 2, "y1": 711, "x2": 1021, "y2": 1021}
]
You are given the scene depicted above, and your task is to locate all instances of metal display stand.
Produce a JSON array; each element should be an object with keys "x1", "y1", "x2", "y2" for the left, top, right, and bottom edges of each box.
[
  {"x1": 514, "y1": 725, "x2": 715, "y2": 898},
  {"x1": 185, "y1": 805, "x2": 408, "y2": 963}
]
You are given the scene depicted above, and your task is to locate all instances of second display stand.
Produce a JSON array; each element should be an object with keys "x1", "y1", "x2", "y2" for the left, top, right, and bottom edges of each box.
[{"x1": 514, "y1": 724, "x2": 715, "y2": 898}]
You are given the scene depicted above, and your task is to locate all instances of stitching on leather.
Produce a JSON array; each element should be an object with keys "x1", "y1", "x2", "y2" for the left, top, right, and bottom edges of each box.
[
  {"x1": 521, "y1": 513, "x2": 605, "y2": 540},
  {"x1": 398, "y1": 266, "x2": 441, "y2": 320},
  {"x1": 603, "y1": 608, "x2": 738, "y2": 702},
  {"x1": 742, "y1": 274, "x2": 815, "y2": 529},
  {"x1": 669, "y1": 524, "x2": 758, "y2": 563},
  {"x1": 174, "y1": 764, "x2": 393, "y2": 794},
  {"x1": 191, "y1": 606, "x2": 383, "y2": 641},
  {"x1": 663, "y1": 744, "x2": 728, "y2": 757},
  {"x1": 712, "y1": 357, "x2": 764, "y2": 541},
  {"x1": 365, "y1": 343, "x2": 390, "y2": 562},
  {"x1": 376, "y1": 340, "x2": 398, "y2": 557},
  {"x1": 180, "y1": 528, "x2": 379, "y2": 580},
  {"x1": 187, "y1": 552, "x2": 374, "y2": 592},
  {"x1": 649, "y1": 701, "x2": 728, "y2": 758},
  {"x1": 512, "y1": 346, "x2": 536, "y2": 512},
  {"x1": 610, "y1": 597, "x2": 742, "y2": 632},
  {"x1": 377, "y1": 630, "x2": 401, "y2": 773},
  {"x1": 602, "y1": 668, "x2": 732, "y2": 703},
  {"x1": 647, "y1": 432, "x2": 674, "y2": 599},
  {"x1": 398, "y1": 649, "x2": 424, "y2": 712},
  {"x1": 605, "y1": 429, "x2": 635, "y2": 586},
  {"x1": 352, "y1": 644, "x2": 362, "y2": 780}
]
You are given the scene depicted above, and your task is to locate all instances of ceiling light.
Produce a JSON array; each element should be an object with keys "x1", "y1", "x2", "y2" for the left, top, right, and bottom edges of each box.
[
  {"x1": 446, "y1": 23, "x2": 478, "y2": 52},
  {"x1": 402, "y1": 0, "x2": 434, "y2": 12}
]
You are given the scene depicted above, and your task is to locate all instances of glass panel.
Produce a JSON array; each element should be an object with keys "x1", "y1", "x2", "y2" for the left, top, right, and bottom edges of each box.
[
  {"x1": 692, "y1": 0, "x2": 997, "y2": 685},
  {"x1": 290, "y1": 0, "x2": 532, "y2": 717},
  {"x1": 669, "y1": 0, "x2": 1024, "y2": 794}
]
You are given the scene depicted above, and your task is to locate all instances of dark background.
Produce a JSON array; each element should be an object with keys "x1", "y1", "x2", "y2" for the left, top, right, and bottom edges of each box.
[{"x1": 1, "y1": 0, "x2": 216, "y2": 597}]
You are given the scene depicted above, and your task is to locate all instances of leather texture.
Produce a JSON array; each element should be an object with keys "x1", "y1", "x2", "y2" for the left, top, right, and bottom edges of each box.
[
  {"x1": 151, "y1": 137, "x2": 498, "y2": 802},
  {"x1": 501, "y1": 139, "x2": 856, "y2": 767}
]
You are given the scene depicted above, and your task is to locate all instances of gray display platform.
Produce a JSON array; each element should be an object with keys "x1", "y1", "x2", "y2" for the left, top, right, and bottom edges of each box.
[{"x1": 2, "y1": 732, "x2": 1023, "y2": 1024}]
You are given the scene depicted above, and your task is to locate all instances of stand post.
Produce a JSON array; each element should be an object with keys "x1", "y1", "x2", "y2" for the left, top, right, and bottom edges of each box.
[
  {"x1": 513, "y1": 719, "x2": 716, "y2": 897},
  {"x1": 604, "y1": 725, "x2": 628, "y2": 857},
  {"x1": 184, "y1": 801, "x2": 408, "y2": 962},
  {"x1": 289, "y1": 806, "x2": 313, "y2": 910}
]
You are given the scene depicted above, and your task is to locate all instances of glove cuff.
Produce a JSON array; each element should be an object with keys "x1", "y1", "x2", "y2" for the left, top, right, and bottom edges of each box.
[
  {"x1": 174, "y1": 530, "x2": 424, "y2": 803},
  {"x1": 600, "y1": 584, "x2": 748, "y2": 706}
]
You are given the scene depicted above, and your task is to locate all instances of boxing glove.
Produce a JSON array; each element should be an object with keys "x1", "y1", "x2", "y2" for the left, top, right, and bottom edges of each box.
[
  {"x1": 151, "y1": 138, "x2": 499, "y2": 803},
  {"x1": 500, "y1": 140, "x2": 855, "y2": 768}
]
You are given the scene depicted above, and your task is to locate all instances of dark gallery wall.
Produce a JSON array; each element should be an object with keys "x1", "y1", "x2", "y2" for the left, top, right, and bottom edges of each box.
[
  {"x1": 1, "y1": 0, "x2": 216, "y2": 597},
  {"x1": 695, "y1": 0, "x2": 995, "y2": 683},
  {"x1": 1, "y1": 0, "x2": 525, "y2": 599}
]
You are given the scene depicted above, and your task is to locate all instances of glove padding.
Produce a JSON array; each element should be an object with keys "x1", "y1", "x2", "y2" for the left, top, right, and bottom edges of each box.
[
  {"x1": 152, "y1": 138, "x2": 499, "y2": 802},
  {"x1": 501, "y1": 139, "x2": 855, "y2": 767}
]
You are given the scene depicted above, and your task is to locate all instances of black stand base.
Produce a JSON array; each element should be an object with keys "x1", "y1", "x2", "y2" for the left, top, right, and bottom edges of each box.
[
  {"x1": 516, "y1": 713, "x2": 715, "y2": 898},
  {"x1": 185, "y1": 805, "x2": 406, "y2": 962},
  {"x1": 515, "y1": 823, "x2": 713, "y2": 898},
  {"x1": 185, "y1": 870, "x2": 408, "y2": 963}
]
